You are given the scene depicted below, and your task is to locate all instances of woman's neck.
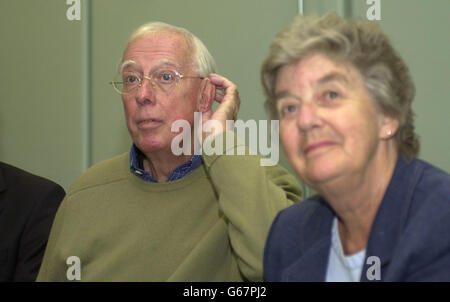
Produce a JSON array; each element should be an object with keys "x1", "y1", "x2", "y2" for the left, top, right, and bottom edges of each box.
[{"x1": 318, "y1": 146, "x2": 398, "y2": 255}]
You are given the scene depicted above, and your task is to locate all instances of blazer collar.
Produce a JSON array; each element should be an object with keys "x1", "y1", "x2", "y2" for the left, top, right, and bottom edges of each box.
[
  {"x1": 283, "y1": 199, "x2": 334, "y2": 281},
  {"x1": 283, "y1": 236, "x2": 332, "y2": 281},
  {"x1": 361, "y1": 157, "x2": 422, "y2": 280}
]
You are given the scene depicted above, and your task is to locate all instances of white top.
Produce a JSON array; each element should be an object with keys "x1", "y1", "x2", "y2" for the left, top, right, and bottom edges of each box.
[{"x1": 325, "y1": 217, "x2": 366, "y2": 282}]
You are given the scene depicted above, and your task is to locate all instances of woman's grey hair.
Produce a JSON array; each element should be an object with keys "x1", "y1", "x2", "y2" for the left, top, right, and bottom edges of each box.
[
  {"x1": 126, "y1": 22, "x2": 217, "y2": 77},
  {"x1": 261, "y1": 13, "x2": 419, "y2": 160}
]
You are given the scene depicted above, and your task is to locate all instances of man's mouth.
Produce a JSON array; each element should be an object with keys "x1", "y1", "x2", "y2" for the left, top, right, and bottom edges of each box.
[{"x1": 137, "y1": 119, "x2": 163, "y2": 129}]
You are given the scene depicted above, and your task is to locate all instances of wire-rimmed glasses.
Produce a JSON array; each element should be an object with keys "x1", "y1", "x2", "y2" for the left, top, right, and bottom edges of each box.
[{"x1": 110, "y1": 67, "x2": 204, "y2": 95}]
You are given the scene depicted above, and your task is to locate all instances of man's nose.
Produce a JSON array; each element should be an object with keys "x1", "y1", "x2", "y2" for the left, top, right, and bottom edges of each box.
[{"x1": 135, "y1": 77, "x2": 156, "y2": 105}]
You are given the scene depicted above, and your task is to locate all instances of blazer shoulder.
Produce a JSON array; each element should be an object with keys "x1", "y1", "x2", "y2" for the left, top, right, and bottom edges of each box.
[
  {"x1": 267, "y1": 195, "x2": 333, "y2": 253},
  {"x1": 275, "y1": 195, "x2": 332, "y2": 229},
  {"x1": 416, "y1": 160, "x2": 450, "y2": 199},
  {"x1": 407, "y1": 160, "x2": 450, "y2": 217}
]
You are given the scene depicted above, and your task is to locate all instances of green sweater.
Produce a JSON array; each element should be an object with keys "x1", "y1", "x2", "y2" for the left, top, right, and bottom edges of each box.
[{"x1": 37, "y1": 138, "x2": 302, "y2": 281}]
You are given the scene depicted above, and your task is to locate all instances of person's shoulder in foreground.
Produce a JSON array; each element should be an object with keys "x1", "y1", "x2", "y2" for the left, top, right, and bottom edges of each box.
[
  {"x1": 264, "y1": 157, "x2": 450, "y2": 281},
  {"x1": 66, "y1": 152, "x2": 129, "y2": 195},
  {"x1": 0, "y1": 161, "x2": 65, "y2": 281}
]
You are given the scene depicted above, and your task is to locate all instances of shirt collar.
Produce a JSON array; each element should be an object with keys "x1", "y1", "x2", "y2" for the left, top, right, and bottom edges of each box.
[{"x1": 129, "y1": 144, "x2": 203, "y2": 183}]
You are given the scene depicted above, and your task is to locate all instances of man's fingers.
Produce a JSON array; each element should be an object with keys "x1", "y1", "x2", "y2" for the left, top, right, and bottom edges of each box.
[
  {"x1": 206, "y1": 73, "x2": 241, "y2": 124},
  {"x1": 209, "y1": 73, "x2": 233, "y2": 88},
  {"x1": 209, "y1": 74, "x2": 239, "y2": 102},
  {"x1": 215, "y1": 91, "x2": 224, "y2": 102}
]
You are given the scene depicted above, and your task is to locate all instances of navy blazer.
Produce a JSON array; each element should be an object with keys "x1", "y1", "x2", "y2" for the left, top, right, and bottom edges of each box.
[
  {"x1": 264, "y1": 157, "x2": 450, "y2": 281},
  {"x1": 0, "y1": 162, "x2": 65, "y2": 281}
]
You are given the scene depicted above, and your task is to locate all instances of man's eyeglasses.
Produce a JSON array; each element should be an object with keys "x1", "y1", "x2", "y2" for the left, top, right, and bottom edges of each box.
[{"x1": 110, "y1": 68, "x2": 204, "y2": 95}]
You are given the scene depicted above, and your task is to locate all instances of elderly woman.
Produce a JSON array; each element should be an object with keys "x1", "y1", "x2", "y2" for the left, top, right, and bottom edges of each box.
[{"x1": 261, "y1": 13, "x2": 450, "y2": 281}]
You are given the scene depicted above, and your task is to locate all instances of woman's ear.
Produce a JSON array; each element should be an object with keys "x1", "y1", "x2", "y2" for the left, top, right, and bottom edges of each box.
[
  {"x1": 197, "y1": 78, "x2": 215, "y2": 113},
  {"x1": 380, "y1": 115, "x2": 400, "y2": 140}
]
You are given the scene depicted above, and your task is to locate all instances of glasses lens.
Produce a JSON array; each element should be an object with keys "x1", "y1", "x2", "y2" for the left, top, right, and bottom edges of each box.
[
  {"x1": 121, "y1": 72, "x2": 141, "y2": 93},
  {"x1": 152, "y1": 69, "x2": 178, "y2": 92},
  {"x1": 112, "y1": 78, "x2": 124, "y2": 94}
]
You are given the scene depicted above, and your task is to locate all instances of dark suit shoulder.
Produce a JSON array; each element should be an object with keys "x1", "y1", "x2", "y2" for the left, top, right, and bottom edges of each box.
[
  {"x1": 0, "y1": 162, "x2": 64, "y2": 194},
  {"x1": 0, "y1": 162, "x2": 65, "y2": 281}
]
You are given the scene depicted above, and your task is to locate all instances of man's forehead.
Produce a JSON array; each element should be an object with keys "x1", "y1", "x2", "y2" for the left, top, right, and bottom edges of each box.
[
  {"x1": 120, "y1": 59, "x2": 180, "y2": 72},
  {"x1": 121, "y1": 32, "x2": 192, "y2": 70},
  {"x1": 124, "y1": 31, "x2": 189, "y2": 56}
]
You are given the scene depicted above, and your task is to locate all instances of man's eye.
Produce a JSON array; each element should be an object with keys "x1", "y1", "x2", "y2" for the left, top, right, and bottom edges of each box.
[
  {"x1": 125, "y1": 75, "x2": 139, "y2": 84},
  {"x1": 157, "y1": 71, "x2": 175, "y2": 83}
]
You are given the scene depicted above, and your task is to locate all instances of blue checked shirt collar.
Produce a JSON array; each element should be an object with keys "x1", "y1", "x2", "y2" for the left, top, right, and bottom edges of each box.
[{"x1": 129, "y1": 144, "x2": 203, "y2": 182}]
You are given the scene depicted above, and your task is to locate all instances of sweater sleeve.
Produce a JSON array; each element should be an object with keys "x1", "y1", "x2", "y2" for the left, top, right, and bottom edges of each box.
[{"x1": 202, "y1": 131, "x2": 303, "y2": 281}]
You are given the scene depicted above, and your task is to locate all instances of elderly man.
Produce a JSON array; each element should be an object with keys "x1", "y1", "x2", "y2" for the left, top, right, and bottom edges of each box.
[{"x1": 37, "y1": 22, "x2": 302, "y2": 281}]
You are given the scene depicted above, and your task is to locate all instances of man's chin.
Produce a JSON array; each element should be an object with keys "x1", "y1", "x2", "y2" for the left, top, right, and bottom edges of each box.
[{"x1": 135, "y1": 140, "x2": 170, "y2": 155}]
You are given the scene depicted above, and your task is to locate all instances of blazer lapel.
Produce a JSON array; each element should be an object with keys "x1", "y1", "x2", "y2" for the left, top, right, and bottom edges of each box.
[
  {"x1": 361, "y1": 157, "x2": 419, "y2": 281},
  {"x1": 283, "y1": 237, "x2": 332, "y2": 281},
  {"x1": 283, "y1": 200, "x2": 334, "y2": 282}
]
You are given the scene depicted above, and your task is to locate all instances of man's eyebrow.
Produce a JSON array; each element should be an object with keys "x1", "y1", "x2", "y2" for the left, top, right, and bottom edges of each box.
[
  {"x1": 119, "y1": 60, "x2": 138, "y2": 72},
  {"x1": 118, "y1": 59, "x2": 181, "y2": 73},
  {"x1": 317, "y1": 72, "x2": 349, "y2": 86}
]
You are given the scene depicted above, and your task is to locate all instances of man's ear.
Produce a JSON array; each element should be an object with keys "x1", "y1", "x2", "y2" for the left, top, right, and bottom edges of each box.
[
  {"x1": 197, "y1": 78, "x2": 215, "y2": 113},
  {"x1": 380, "y1": 115, "x2": 400, "y2": 140}
]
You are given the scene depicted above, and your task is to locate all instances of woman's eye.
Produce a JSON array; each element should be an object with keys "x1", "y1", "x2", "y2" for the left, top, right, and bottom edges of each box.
[
  {"x1": 279, "y1": 104, "x2": 299, "y2": 118},
  {"x1": 326, "y1": 91, "x2": 339, "y2": 100}
]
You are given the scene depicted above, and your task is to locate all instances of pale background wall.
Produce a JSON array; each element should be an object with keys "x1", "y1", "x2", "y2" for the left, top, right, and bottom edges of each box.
[{"x1": 1, "y1": 0, "x2": 448, "y2": 191}]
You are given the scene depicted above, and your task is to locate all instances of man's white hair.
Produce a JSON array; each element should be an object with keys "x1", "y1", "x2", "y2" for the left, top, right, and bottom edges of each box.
[{"x1": 127, "y1": 22, "x2": 217, "y2": 77}]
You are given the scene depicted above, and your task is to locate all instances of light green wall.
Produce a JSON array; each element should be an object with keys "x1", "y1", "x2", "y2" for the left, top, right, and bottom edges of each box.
[
  {"x1": 1, "y1": 0, "x2": 448, "y2": 191},
  {"x1": 0, "y1": 0, "x2": 85, "y2": 190}
]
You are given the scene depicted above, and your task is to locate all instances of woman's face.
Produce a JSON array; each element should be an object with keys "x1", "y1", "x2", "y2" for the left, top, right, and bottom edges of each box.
[{"x1": 275, "y1": 54, "x2": 392, "y2": 189}]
